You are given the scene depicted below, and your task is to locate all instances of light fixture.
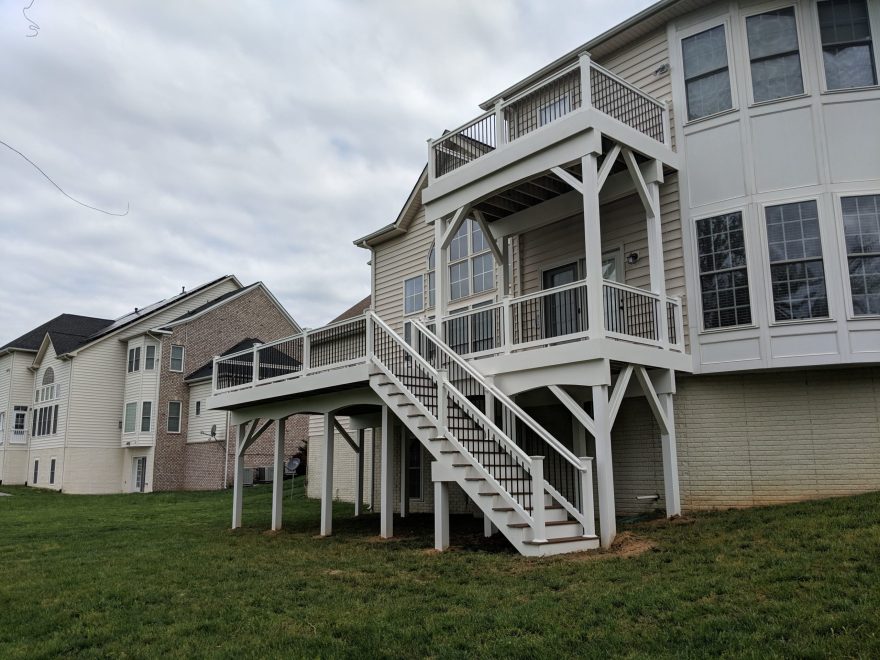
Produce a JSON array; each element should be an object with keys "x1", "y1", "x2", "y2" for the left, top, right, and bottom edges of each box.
[
  {"x1": 626, "y1": 251, "x2": 640, "y2": 265},
  {"x1": 654, "y1": 63, "x2": 670, "y2": 76}
]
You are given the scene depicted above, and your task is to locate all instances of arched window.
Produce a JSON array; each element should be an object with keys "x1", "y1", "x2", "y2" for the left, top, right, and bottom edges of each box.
[{"x1": 42, "y1": 368, "x2": 54, "y2": 386}]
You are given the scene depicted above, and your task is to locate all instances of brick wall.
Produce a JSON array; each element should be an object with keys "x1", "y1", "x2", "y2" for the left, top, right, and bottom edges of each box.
[{"x1": 153, "y1": 286, "x2": 307, "y2": 491}]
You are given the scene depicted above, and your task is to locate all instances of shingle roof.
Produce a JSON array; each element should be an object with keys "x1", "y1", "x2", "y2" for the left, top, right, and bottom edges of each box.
[
  {"x1": 0, "y1": 314, "x2": 114, "y2": 355},
  {"x1": 329, "y1": 295, "x2": 371, "y2": 324}
]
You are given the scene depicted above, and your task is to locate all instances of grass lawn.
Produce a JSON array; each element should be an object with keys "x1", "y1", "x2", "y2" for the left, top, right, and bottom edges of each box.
[{"x1": 1, "y1": 483, "x2": 879, "y2": 659}]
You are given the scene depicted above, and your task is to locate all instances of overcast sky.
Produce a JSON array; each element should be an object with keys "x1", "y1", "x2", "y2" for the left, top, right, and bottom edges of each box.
[{"x1": 0, "y1": 0, "x2": 654, "y2": 339}]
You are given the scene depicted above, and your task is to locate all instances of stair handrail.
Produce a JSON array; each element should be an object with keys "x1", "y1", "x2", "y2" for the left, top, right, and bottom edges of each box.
[{"x1": 411, "y1": 318, "x2": 585, "y2": 473}]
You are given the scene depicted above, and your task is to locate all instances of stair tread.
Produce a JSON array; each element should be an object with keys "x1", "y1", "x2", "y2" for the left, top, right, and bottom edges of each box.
[
  {"x1": 523, "y1": 535, "x2": 599, "y2": 545},
  {"x1": 507, "y1": 519, "x2": 577, "y2": 529},
  {"x1": 494, "y1": 504, "x2": 562, "y2": 512}
]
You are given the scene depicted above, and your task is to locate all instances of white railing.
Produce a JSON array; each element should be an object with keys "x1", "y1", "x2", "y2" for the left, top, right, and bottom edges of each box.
[
  {"x1": 429, "y1": 54, "x2": 669, "y2": 178},
  {"x1": 213, "y1": 315, "x2": 367, "y2": 393}
]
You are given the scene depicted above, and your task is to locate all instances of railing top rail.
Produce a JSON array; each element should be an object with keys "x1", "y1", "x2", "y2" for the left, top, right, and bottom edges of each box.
[
  {"x1": 603, "y1": 279, "x2": 662, "y2": 299},
  {"x1": 509, "y1": 278, "x2": 588, "y2": 305},
  {"x1": 500, "y1": 61, "x2": 581, "y2": 109},
  {"x1": 443, "y1": 301, "x2": 504, "y2": 318},
  {"x1": 429, "y1": 108, "x2": 496, "y2": 148},
  {"x1": 589, "y1": 60, "x2": 666, "y2": 109},
  {"x1": 410, "y1": 318, "x2": 584, "y2": 472},
  {"x1": 368, "y1": 312, "x2": 439, "y2": 380}
]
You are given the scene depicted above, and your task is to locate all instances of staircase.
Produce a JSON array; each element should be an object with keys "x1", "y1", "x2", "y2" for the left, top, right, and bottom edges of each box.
[{"x1": 367, "y1": 312, "x2": 598, "y2": 557}]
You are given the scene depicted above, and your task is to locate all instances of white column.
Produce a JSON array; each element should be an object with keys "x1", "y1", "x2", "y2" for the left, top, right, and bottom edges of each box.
[
  {"x1": 646, "y1": 178, "x2": 669, "y2": 347},
  {"x1": 434, "y1": 218, "x2": 448, "y2": 342},
  {"x1": 582, "y1": 152, "x2": 605, "y2": 339},
  {"x1": 483, "y1": 517, "x2": 496, "y2": 538},
  {"x1": 271, "y1": 419, "x2": 285, "y2": 531},
  {"x1": 434, "y1": 479, "x2": 449, "y2": 550},
  {"x1": 659, "y1": 390, "x2": 681, "y2": 517},
  {"x1": 354, "y1": 428, "x2": 365, "y2": 517},
  {"x1": 501, "y1": 237, "x2": 511, "y2": 296},
  {"x1": 399, "y1": 430, "x2": 409, "y2": 518},
  {"x1": 592, "y1": 384, "x2": 616, "y2": 548},
  {"x1": 380, "y1": 405, "x2": 393, "y2": 538},
  {"x1": 231, "y1": 422, "x2": 247, "y2": 529},
  {"x1": 320, "y1": 412, "x2": 335, "y2": 536},
  {"x1": 573, "y1": 418, "x2": 587, "y2": 457}
]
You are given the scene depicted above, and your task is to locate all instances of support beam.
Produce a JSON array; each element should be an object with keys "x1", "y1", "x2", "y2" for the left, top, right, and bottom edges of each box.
[
  {"x1": 355, "y1": 429, "x2": 365, "y2": 517},
  {"x1": 592, "y1": 384, "x2": 615, "y2": 548},
  {"x1": 320, "y1": 412, "x2": 335, "y2": 536},
  {"x1": 231, "y1": 422, "x2": 248, "y2": 530},
  {"x1": 434, "y1": 479, "x2": 449, "y2": 550},
  {"x1": 582, "y1": 153, "x2": 605, "y2": 339},
  {"x1": 549, "y1": 384, "x2": 596, "y2": 439},
  {"x1": 551, "y1": 166, "x2": 583, "y2": 193},
  {"x1": 333, "y1": 419, "x2": 360, "y2": 453},
  {"x1": 483, "y1": 517, "x2": 496, "y2": 538},
  {"x1": 440, "y1": 204, "x2": 471, "y2": 249},
  {"x1": 621, "y1": 148, "x2": 655, "y2": 217},
  {"x1": 596, "y1": 143, "x2": 621, "y2": 192},
  {"x1": 271, "y1": 419, "x2": 285, "y2": 531},
  {"x1": 400, "y1": 430, "x2": 409, "y2": 519},
  {"x1": 634, "y1": 366, "x2": 670, "y2": 435},
  {"x1": 380, "y1": 406, "x2": 393, "y2": 538},
  {"x1": 474, "y1": 210, "x2": 504, "y2": 264},
  {"x1": 500, "y1": 237, "x2": 511, "y2": 296},
  {"x1": 659, "y1": 390, "x2": 682, "y2": 518},
  {"x1": 608, "y1": 364, "x2": 634, "y2": 430}
]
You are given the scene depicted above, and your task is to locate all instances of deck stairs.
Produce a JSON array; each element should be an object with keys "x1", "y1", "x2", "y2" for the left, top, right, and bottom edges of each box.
[{"x1": 367, "y1": 312, "x2": 598, "y2": 557}]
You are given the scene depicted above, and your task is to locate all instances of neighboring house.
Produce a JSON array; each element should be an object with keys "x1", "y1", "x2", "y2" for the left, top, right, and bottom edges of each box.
[
  {"x1": 209, "y1": 0, "x2": 880, "y2": 556},
  {"x1": 0, "y1": 275, "x2": 307, "y2": 493}
]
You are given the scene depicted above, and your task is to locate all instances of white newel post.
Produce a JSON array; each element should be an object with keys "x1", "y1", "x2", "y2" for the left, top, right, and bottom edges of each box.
[
  {"x1": 380, "y1": 405, "x2": 393, "y2": 538},
  {"x1": 302, "y1": 331, "x2": 311, "y2": 375},
  {"x1": 320, "y1": 412, "x2": 335, "y2": 536},
  {"x1": 580, "y1": 457, "x2": 596, "y2": 538},
  {"x1": 659, "y1": 391, "x2": 682, "y2": 517},
  {"x1": 434, "y1": 218, "x2": 448, "y2": 342},
  {"x1": 530, "y1": 456, "x2": 547, "y2": 543},
  {"x1": 582, "y1": 152, "x2": 605, "y2": 339},
  {"x1": 502, "y1": 296, "x2": 513, "y2": 353},
  {"x1": 271, "y1": 419, "x2": 285, "y2": 531},
  {"x1": 494, "y1": 99, "x2": 505, "y2": 148},
  {"x1": 355, "y1": 428, "x2": 365, "y2": 517},
  {"x1": 437, "y1": 369, "x2": 448, "y2": 429},
  {"x1": 212, "y1": 356, "x2": 219, "y2": 392},
  {"x1": 592, "y1": 384, "x2": 616, "y2": 548},
  {"x1": 231, "y1": 422, "x2": 247, "y2": 529},
  {"x1": 251, "y1": 346, "x2": 260, "y2": 384},
  {"x1": 578, "y1": 52, "x2": 593, "y2": 109},
  {"x1": 365, "y1": 313, "x2": 374, "y2": 360},
  {"x1": 645, "y1": 179, "x2": 669, "y2": 348},
  {"x1": 434, "y1": 479, "x2": 449, "y2": 551},
  {"x1": 426, "y1": 138, "x2": 436, "y2": 181}
]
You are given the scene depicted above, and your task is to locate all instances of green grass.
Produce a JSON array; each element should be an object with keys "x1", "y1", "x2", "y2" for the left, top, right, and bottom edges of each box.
[{"x1": 1, "y1": 483, "x2": 879, "y2": 659}]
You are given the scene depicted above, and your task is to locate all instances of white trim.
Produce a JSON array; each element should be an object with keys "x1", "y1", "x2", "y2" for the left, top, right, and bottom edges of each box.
[
  {"x1": 678, "y1": 15, "x2": 740, "y2": 125},
  {"x1": 811, "y1": 0, "x2": 880, "y2": 94},
  {"x1": 123, "y1": 401, "x2": 138, "y2": 434},
  {"x1": 832, "y1": 188, "x2": 880, "y2": 320},
  {"x1": 166, "y1": 400, "x2": 183, "y2": 434},
  {"x1": 402, "y1": 274, "x2": 426, "y2": 317},
  {"x1": 169, "y1": 345, "x2": 185, "y2": 373}
]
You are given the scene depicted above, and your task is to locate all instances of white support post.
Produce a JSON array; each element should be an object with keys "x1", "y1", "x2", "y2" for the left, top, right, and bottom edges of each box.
[
  {"x1": 502, "y1": 296, "x2": 513, "y2": 354},
  {"x1": 426, "y1": 138, "x2": 436, "y2": 181},
  {"x1": 365, "y1": 313, "x2": 374, "y2": 360},
  {"x1": 251, "y1": 346, "x2": 260, "y2": 384},
  {"x1": 271, "y1": 419, "x2": 285, "y2": 531},
  {"x1": 662, "y1": 100, "x2": 671, "y2": 147},
  {"x1": 494, "y1": 99, "x2": 505, "y2": 148},
  {"x1": 400, "y1": 430, "x2": 409, "y2": 519},
  {"x1": 434, "y1": 218, "x2": 449, "y2": 342},
  {"x1": 320, "y1": 412, "x2": 335, "y2": 536},
  {"x1": 434, "y1": 479, "x2": 449, "y2": 551},
  {"x1": 530, "y1": 456, "x2": 547, "y2": 543},
  {"x1": 578, "y1": 52, "x2": 593, "y2": 109},
  {"x1": 580, "y1": 457, "x2": 596, "y2": 537},
  {"x1": 592, "y1": 384, "x2": 616, "y2": 548},
  {"x1": 437, "y1": 369, "x2": 448, "y2": 429},
  {"x1": 355, "y1": 429, "x2": 365, "y2": 517},
  {"x1": 659, "y1": 390, "x2": 681, "y2": 518},
  {"x1": 302, "y1": 331, "x2": 311, "y2": 374},
  {"x1": 483, "y1": 517, "x2": 496, "y2": 538},
  {"x1": 231, "y1": 422, "x2": 247, "y2": 529},
  {"x1": 501, "y1": 237, "x2": 511, "y2": 296},
  {"x1": 212, "y1": 356, "x2": 219, "y2": 392},
  {"x1": 582, "y1": 152, "x2": 605, "y2": 339},
  {"x1": 645, "y1": 177, "x2": 669, "y2": 347},
  {"x1": 380, "y1": 405, "x2": 393, "y2": 538}
]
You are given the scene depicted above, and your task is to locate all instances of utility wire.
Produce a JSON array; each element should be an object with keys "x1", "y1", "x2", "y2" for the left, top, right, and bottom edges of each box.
[
  {"x1": 0, "y1": 139, "x2": 129, "y2": 216},
  {"x1": 23, "y1": 0, "x2": 39, "y2": 37}
]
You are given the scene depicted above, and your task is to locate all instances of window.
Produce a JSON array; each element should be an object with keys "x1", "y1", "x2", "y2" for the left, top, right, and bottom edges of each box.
[
  {"x1": 842, "y1": 194, "x2": 880, "y2": 316},
  {"x1": 696, "y1": 212, "x2": 753, "y2": 329},
  {"x1": 538, "y1": 95, "x2": 570, "y2": 127},
  {"x1": 42, "y1": 368, "x2": 54, "y2": 385},
  {"x1": 746, "y1": 7, "x2": 804, "y2": 102},
  {"x1": 127, "y1": 346, "x2": 141, "y2": 373},
  {"x1": 141, "y1": 401, "x2": 152, "y2": 433},
  {"x1": 13, "y1": 406, "x2": 27, "y2": 441},
  {"x1": 33, "y1": 460, "x2": 39, "y2": 484},
  {"x1": 682, "y1": 25, "x2": 734, "y2": 120},
  {"x1": 818, "y1": 0, "x2": 877, "y2": 90},
  {"x1": 195, "y1": 401, "x2": 202, "y2": 416},
  {"x1": 49, "y1": 458, "x2": 56, "y2": 485},
  {"x1": 52, "y1": 405, "x2": 58, "y2": 435},
  {"x1": 167, "y1": 401, "x2": 182, "y2": 433},
  {"x1": 765, "y1": 200, "x2": 828, "y2": 321},
  {"x1": 448, "y1": 219, "x2": 494, "y2": 301},
  {"x1": 145, "y1": 345, "x2": 156, "y2": 370},
  {"x1": 408, "y1": 438, "x2": 422, "y2": 499},
  {"x1": 404, "y1": 275, "x2": 424, "y2": 315},
  {"x1": 124, "y1": 402, "x2": 137, "y2": 433},
  {"x1": 0, "y1": 411, "x2": 5, "y2": 433},
  {"x1": 169, "y1": 345, "x2": 184, "y2": 372}
]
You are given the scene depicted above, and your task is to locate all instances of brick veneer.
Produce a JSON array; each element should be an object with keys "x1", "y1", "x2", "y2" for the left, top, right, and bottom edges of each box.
[{"x1": 152, "y1": 286, "x2": 307, "y2": 491}]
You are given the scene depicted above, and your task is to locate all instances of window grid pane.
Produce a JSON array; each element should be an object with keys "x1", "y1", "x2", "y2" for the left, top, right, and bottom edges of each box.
[
  {"x1": 404, "y1": 276, "x2": 424, "y2": 315},
  {"x1": 141, "y1": 402, "x2": 152, "y2": 433},
  {"x1": 765, "y1": 201, "x2": 828, "y2": 320},
  {"x1": 747, "y1": 8, "x2": 804, "y2": 102},
  {"x1": 124, "y1": 403, "x2": 137, "y2": 433},
  {"x1": 843, "y1": 194, "x2": 880, "y2": 315},
  {"x1": 818, "y1": 0, "x2": 877, "y2": 89},
  {"x1": 449, "y1": 223, "x2": 469, "y2": 262},
  {"x1": 696, "y1": 212, "x2": 752, "y2": 329},
  {"x1": 471, "y1": 253, "x2": 494, "y2": 294},
  {"x1": 682, "y1": 25, "x2": 734, "y2": 120},
  {"x1": 449, "y1": 261, "x2": 470, "y2": 300}
]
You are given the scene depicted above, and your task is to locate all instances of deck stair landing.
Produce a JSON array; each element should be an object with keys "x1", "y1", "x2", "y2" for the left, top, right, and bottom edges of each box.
[{"x1": 368, "y1": 312, "x2": 597, "y2": 557}]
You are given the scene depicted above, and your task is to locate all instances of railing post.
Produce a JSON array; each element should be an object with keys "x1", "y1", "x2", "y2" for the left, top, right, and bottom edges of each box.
[
  {"x1": 426, "y1": 138, "x2": 436, "y2": 181},
  {"x1": 494, "y1": 99, "x2": 505, "y2": 148},
  {"x1": 530, "y1": 456, "x2": 547, "y2": 543},
  {"x1": 675, "y1": 296, "x2": 685, "y2": 351},
  {"x1": 251, "y1": 345, "x2": 260, "y2": 385},
  {"x1": 579, "y1": 457, "x2": 595, "y2": 537},
  {"x1": 578, "y1": 52, "x2": 592, "y2": 109},
  {"x1": 302, "y1": 330, "x2": 311, "y2": 375},
  {"x1": 365, "y1": 313, "x2": 374, "y2": 360},
  {"x1": 662, "y1": 100, "x2": 672, "y2": 147},
  {"x1": 502, "y1": 295, "x2": 513, "y2": 354},
  {"x1": 212, "y1": 356, "x2": 219, "y2": 392},
  {"x1": 437, "y1": 368, "x2": 448, "y2": 429}
]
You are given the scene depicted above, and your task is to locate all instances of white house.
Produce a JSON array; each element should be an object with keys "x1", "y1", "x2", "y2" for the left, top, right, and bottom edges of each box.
[{"x1": 208, "y1": 0, "x2": 880, "y2": 556}]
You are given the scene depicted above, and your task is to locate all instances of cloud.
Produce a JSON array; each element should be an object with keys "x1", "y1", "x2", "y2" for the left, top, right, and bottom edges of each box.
[{"x1": 0, "y1": 0, "x2": 655, "y2": 339}]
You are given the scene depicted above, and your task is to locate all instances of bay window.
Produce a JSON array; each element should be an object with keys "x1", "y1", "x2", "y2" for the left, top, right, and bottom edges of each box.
[
  {"x1": 818, "y1": 0, "x2": 877, "y2": 90},
  {"x1": 746, "y1": 7, "x2": 804, "y2": 102},
  {"x1": 842, "y1": 194, "x2": 880, "y2": 316},
  {"x1": 696, "y1": 212, "x2": 753, "y2": 329},
  {"x1": 682, "y1": 25, "x2": 734, "y2": 120}
]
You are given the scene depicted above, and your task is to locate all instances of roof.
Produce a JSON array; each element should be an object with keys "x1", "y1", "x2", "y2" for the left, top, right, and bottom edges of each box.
[
  {"x1": 0, "y1": 314, "x2": 113, "y2": 356},
  {"x1": 354, "y1": 167, "x2": 428, "y2": 247},
  {"x1": 164, "y1": 283, "x2": 261, "y2": 325},
  {"x1": 329, "y1": 296, "x2": 371, "y2": 324},
  {"x1": 184, "y1": 337, "x2": 263, "y2": 382}
]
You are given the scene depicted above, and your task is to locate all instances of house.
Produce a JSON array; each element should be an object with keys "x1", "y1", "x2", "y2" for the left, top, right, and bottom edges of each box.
[
  {"x1": 209, "y1": 0, "x2": 880, "y2": 556},
  {"x1": 0, "y1": 275, "x2": 307, "y2": 493}
]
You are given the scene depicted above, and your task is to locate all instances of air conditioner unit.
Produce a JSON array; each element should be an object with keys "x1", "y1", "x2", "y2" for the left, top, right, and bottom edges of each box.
[
  {"x1": 264, "y1": 466, "x2": 274, "y2": 483},
  {"x1": 243, "y1": 468, "x2": 255, "y2": 486}
]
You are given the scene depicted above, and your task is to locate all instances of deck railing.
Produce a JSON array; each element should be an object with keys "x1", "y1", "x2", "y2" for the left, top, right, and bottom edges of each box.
[{"x1": 430, "y1": 55, "x2": 669, "y2": 178}]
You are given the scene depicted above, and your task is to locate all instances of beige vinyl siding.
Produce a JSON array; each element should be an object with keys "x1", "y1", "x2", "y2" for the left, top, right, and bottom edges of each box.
[
  {"x1": 122, "y1": 336, "x2": 160, "y2": 447},
  {"x1": 373, "y1": 209, "x2": 435, "y2": 334},
  {"x1": 10, "y1": 350, "x2": 35, "y2": 410},
  {"x1": 187, "y1": 381, "x2": 227, "y2": 443},
  {"x1": 29, "y1": 343, "x2": 69, "y2": 453},
  {"x1": 0, "y1": 354, "x2": 10, "y2": 444},
  {"x1": 1, "y1": 445, "x2": 28, "y2": 484}
]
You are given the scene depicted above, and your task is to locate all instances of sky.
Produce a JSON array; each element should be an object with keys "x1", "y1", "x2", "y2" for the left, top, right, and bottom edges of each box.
[{"x1": 0, "y1": 0, "x2": 655, "y2": 339}]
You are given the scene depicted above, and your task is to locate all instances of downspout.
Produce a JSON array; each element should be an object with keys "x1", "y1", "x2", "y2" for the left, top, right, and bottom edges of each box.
[
  {"x1": 61, "y1": 354, "x2": 75, "y2": 492},
  {"x1": 223, "y1": 410, "x2": 230, "y2": 489}
]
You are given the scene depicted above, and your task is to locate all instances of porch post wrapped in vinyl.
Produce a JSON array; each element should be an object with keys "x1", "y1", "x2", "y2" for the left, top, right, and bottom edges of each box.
[
  {"x1": 592, "y1": 384, "x2": 616, "y2": 548},
  {"x1": 659, "y1": 390, "x2": 681, "y2": 517},
  {"x1": 355, "y1": 428, "x2": 365, "y2": 517},
  {"x1": 645, "y1": 178, "x2": 669, "y2": 347},
  {"x1": 231, "y1": 422, "x2": 248, "y2": 529},
  {"x1": 582, "y1": 152, "x2": 605, "y2": 339},
  {"x1": 434, "y1": 479, "x2": 449, "y2": 550},
  {"x1": 434, "y1": 217, "x2": 449, "y2": 342},
  {"x1": 399, "y1": 430, "x2": 409, "y2": 519},
  {"x1": 271, "y1": 419, "x2": 285, "y2": 531},
  {"x1": 320, "y1": 412, "x2": 335, "y2": 536},
  {"x1": 380, "y1": 405, "x2": 394, "y2": 538}
]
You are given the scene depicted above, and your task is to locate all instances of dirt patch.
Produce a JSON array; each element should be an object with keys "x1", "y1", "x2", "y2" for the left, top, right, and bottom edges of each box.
[
  {"x1": 639, "y1": 514, "x2": 697, "y2": 529},
  {"x1": 561, "y1": 531, "x2": 657, "y2": 562}
]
